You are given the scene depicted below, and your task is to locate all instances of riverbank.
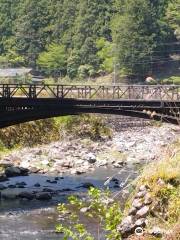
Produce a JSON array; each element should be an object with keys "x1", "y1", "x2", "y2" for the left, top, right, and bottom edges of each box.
[
  {"x1": 0, "y1": 116, "x2": 179, "y2": 240},
  {"x1": 121, "y1": 139, "x2": 180, "y2": 240}
]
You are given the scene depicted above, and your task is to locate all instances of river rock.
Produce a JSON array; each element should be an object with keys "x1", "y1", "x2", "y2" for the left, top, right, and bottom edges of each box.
[
  {"x1": 139, "y1": 185, "x2": 149, "y2": 192},
  {"x1": 70, "y1": 168, "x2": 86, "y2": 175},
  {"x1": 0, "y1": 161, "x2": 13, "y2": 168},
  {"x1": 134, "y1": 218, "x2": 146, "y2": 227},
  {"x1": 5, "y1": 166, "x2": 28, "y2": 177},
  {"x1": 43, "y1": 188, "x2": 54, "y2": 193},
  {"x1": 80, "y1": 182, "x2": 95, "y2": 189},
  {"x1": 30, "y1": 167, "x2": 40, "y2": 173},
  {"x1": 144, "y1": 193, "x2": 153, "y2": 205},
  {"x1": 136, "y1": 206, "x2": 149, "y2": 218},
  {"x1": 86, "y1": 153, "x2": 96, "y2": 164},
  {"x1": 132, "y1": 199, "x2": 143, "y2": 209},
  {"x1": 0, "y1": 184, "x2": 7, "y2": 190},
  {"x1": 128, "y1": 207, "x2": 137, "y2": 216},
  {"x1": 0, "y1": 173, "x2": 8, "y2": 182},
  {"x1": 34, "y1": 183, "x2": 41, "y2": 187},
  {"x1": 16, "y1": 182, "x2": 27, "y2": 187},
  {"x1": 135, "y1": 190, "x2": 147, "y2": 198},
  {"x1": 8, "y1": 185, "x2": 16, "y2": 189},
  {"x1": 80, "y1": 207, "x2": 90, "y2": 213},
  {"x1": 19, "y1": 192, "x2": 34, "y2": 200},
  {"x1": 36, "y1": 192, "x2": 52, "y2": 200},
  {"x1": 149, "y1": 227, "x2": 163, "y2": 238},
  {"x1": 117, "y1": 216, "x2": 135, "y2": 238}
]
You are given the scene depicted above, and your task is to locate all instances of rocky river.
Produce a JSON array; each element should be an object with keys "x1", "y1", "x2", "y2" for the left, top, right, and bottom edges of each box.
[{"x1": 0, "y1": 117, "x2": 179, "y2": 240}]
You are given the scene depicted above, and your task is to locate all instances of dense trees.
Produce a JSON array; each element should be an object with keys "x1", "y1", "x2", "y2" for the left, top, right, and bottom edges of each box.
[
  {"x1": 0, "y1": 0, "x2": 179, "y2": 80},
  {"x1": 112, "y1": 0, "x2": 175, "y2": 77}
]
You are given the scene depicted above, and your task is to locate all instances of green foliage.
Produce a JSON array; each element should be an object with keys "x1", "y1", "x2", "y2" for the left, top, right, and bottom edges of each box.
[
  {"x1": 55, "y1": 114, "x2": 112, "y2": 140},
  {"x1": 166, "y1": 0, "x2": 180, "y2": 39},
  {"x1": 96, "y1": 38, "x2": 114, "y2": 73},
  {"x1": 112, "y1": 0, "x2": 175, "y2": 79},
  {"x1": 37, "y1": 43, "x2": 67, "y2": 77},
  {"x1": 0, "y1": 0, "x2": 178, "y2": 78},
  {"x1": 134, "y1": 140, "x2": 180, "y2": 226},
  {"x1": 0, "y1": 118, "x2": 60, "y2": 149},
  {"x1": 56, "y1": 187, "x2": 122, "y2": 240}
]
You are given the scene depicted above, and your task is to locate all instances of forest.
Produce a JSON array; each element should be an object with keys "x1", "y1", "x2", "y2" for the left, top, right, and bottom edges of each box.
[{"x1": 0, "y1": 0, "x2": 179, "y2": 81}]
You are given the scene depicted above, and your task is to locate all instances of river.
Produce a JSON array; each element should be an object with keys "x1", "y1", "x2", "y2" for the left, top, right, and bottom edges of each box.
[{"x1": 0, "y1": 119, "x2": 179, "y2": 240}]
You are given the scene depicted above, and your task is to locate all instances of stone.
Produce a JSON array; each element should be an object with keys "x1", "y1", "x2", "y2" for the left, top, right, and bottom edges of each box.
[
  {"x1": 34, "y1": 183, "x2": 41, "y2": 187},
  {"x1": 19, "y1": 192, "x2": 34, "y2": 200},
  {"x1": 8, "y1": 185, "x2": 16, "y2": 189},
  {"x1": 43, "y1": 188, "x2": 54, "y2": 193},
  {"x1": 0, "y1": 184, "x2": 7, "y2": 190},
  {"x1": 121, "y1": 216, "x2": 133, "y2": 226},
  {"x1": 16, "y1": 182, "x2": 27, "y2": 187},
  {"x1": 5, "y1": 167, "x2": 22, "y2": 177},
  {"x1": 136, "y1": 206, "x2": 149, "y2": 218},
  {"x1": 157, "y1": 178, "x2": 165, "y2": 186},
  {"x1": 144, "y1": 193, "x2": 153, "y2": 205},
  {"x1": 30, "y1": 167, "x2": 39, "y2": 173},
  {"x1": 117, "y1": 216, "x2": 135, "y2": 238},
  {"x1": 71, "y1": 169, "x2": 86, "y2": 175},
  {"x1": 19, "y1": 167, "x2": 29, "y2": 176},
  {"x1": 135, "y1": 190, "x2": 147, "y2": 198},
  {"x1": 134, "y1": 218, "x2": 146, "y2": 227},
  {"x1": 36, "y1": 192, "x2": 52, "y2": 200},
  {"x1": 0, "y1": 173, "x2": 8, "y2": 182},
  {"x1": 96, "y1": 160, "x2": 108, "y2": 167},
  {"x1": 6, "y1": 167, "x2": 22, "y2": 176},
  {"x1": 80, "y1": 207, "x2": 90, "y2": 213},
  {"x1": 80, "y1": 182, "x2": 95, "y2": 189},
  {"x1": 20, "y1": 161, "x2": 30, "y2": 169},
  {"x1": 86, "y1": 153, "x2": 96, "y2": 164},
  {"x1": 111, "y1": 178, "x2": 119, "y2": 183},
  {"x1": 139, "y1": 185, "x2": 148, "y2": 192},
  {"x1": 149, "y1": 227, "x2": 163, "y2": 238},
  {"x1": 41, "y1": 159, "x2": 50, "y2": 166},
  {"x1": 113, "y1": 162, "x2": 124, "y2": 168},
  {"x1": 46, "y1": 180, "x2": 57, "y2": 184},
  {"x1": 0, "y1": 161, "x2": 13, "y2": 168},
  {"x1": 132, "y1": 199, "x2": 143, "y2": 209},
  {"x1": 128, "y1": 207, "x2": 137, "y2": 216}
]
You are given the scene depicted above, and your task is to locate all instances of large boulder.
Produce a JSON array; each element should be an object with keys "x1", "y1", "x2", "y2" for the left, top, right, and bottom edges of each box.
[
  {"x1": 5, "y1": 166, "x2": 29, "y2": 177},
  {"x1": 18, "y1": 192, "x2": 34, "y2": 200},
  {"x1": 35, "y1": 192, "x2": 52, "y2": 200},
  {"x1": 0, "y1": 173, "x2": 8, "y2": 182}
]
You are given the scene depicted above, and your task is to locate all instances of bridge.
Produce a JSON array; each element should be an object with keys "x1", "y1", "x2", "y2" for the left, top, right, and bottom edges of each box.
[{"x1": 0, "y1": 84, "x2": 179, "y2": 128}]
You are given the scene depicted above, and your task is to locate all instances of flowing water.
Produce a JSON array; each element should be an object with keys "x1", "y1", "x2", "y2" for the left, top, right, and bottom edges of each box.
[{"x1": 0, "y1": 166, "x2": 137, "y2": 240}]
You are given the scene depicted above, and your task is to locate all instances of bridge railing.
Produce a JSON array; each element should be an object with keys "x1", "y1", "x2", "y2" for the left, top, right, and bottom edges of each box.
[{"x1": 0, "y1": 84, "x2": 179, "y2": 101}]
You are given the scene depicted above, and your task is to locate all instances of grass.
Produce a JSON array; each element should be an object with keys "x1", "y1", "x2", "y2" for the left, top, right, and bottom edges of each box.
[
  {"x1": 161, "y1": 76, "x2": 180, "y2": 85},
  {"x1": 0, "y1": 114, "x2": 112, "y2": 156},
  {"x1": 127, "y1": 140, "x2": 180, "y2": 237},
  {"x1": 55, "y1": 114, "x2": 112, "y2": 140},
  {"x1": 125, "y1": 140, "x2": 180, "y2": 240}
]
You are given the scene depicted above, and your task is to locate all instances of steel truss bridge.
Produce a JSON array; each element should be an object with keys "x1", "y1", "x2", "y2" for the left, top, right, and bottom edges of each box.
[{"x1": 0, "y1": 84, "x2": 179, "y2": 128}]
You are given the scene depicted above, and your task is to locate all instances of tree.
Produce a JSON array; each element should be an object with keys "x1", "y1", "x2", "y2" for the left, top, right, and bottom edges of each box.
[
  {"x1": 166, "y1": 0, "x2": 180, "y2": 40},
  {"x1": 112, "y1": 0, "x2": 174, "y2": 79},
  {"x1": 13, "y1": 0, "x2": 53, "y2": 67},
  {"x1": 96, "y1": 38, "x2": 114, "y2": 73},
  {"x1": 37, "y1": 43, "x2": 67, "y2": 77}
]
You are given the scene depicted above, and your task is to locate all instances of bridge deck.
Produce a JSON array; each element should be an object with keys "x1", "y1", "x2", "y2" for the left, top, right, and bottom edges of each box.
[
  {"x1": 0, "y1": 84, "x2": 179, "y2": 101},
  {"x1": 0, "y1": 84, "x2": 179, "y2": 127}
]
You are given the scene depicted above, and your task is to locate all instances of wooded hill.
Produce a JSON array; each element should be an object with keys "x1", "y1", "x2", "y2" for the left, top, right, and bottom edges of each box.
[{"x1": 0, "y1": 0, "x2": 179, "y2": 81}]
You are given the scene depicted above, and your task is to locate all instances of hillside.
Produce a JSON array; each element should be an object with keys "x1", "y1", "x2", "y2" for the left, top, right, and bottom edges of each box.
[{"x1": 0, "y1": 0, "x2": 179, "y2": 81}]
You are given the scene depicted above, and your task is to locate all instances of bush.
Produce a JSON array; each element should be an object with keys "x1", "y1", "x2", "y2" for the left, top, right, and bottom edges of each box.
[{"x1": 56, "y1": 187, "x2": 122, "y2": 240}]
